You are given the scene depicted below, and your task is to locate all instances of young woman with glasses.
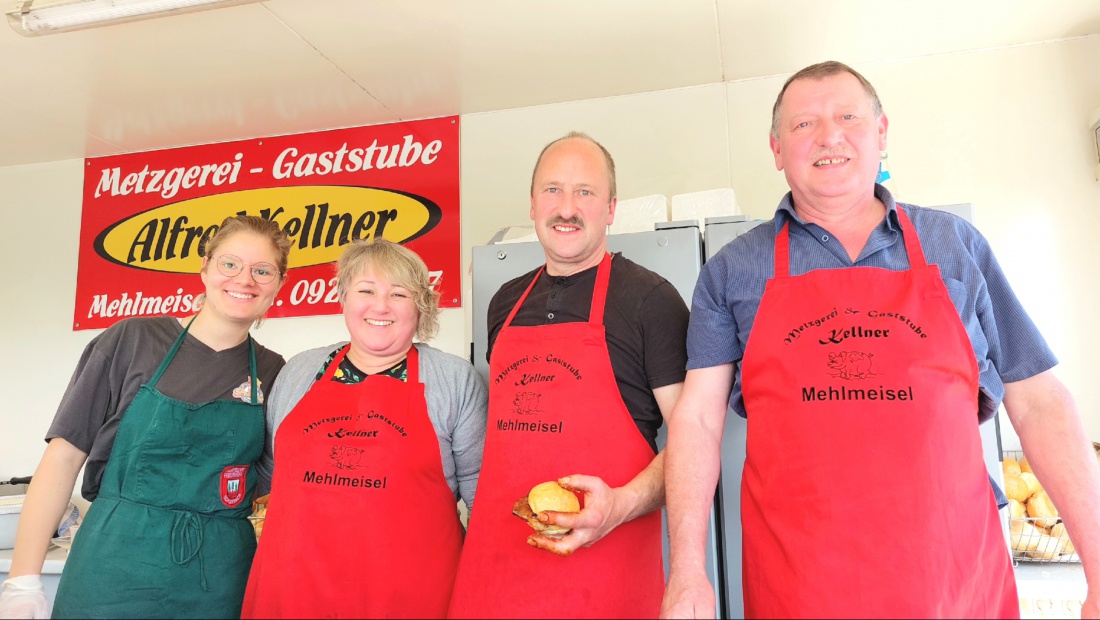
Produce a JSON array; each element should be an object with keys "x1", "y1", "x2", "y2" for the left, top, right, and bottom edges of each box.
[{"x1": 0, "y1": 215, "x2": 291, "y2": 620}]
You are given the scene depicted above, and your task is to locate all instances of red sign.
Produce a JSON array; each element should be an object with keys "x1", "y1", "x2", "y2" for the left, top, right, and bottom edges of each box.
[{"x1": 74, "y1": 116, "x2": 460, "y2": 331}]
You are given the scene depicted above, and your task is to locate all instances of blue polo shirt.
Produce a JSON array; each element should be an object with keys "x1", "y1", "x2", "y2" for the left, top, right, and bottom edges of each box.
[{"x1": 688, "y1": 185, "x2": 1057, "y2": 423}]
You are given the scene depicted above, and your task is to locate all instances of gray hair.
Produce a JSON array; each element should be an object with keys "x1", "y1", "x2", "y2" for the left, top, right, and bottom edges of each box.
[{"x1": 770, "y1": 60, "x2": 883, "y2": 139}]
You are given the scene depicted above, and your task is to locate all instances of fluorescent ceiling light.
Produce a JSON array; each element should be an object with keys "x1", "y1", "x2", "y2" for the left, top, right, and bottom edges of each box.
[{"x1": 6, "y1": 0, "x2": 261, "y2": 36}]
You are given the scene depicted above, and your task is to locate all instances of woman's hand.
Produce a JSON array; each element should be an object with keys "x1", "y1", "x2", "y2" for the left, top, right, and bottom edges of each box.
[{"x1": 0, "y1": 575, "x2": 49, "y2": 619}]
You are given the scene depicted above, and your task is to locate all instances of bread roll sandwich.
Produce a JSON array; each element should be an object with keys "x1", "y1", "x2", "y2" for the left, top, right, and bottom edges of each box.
[{"x1": 513, "y1": 481, "x2": 580, "y2": 538}]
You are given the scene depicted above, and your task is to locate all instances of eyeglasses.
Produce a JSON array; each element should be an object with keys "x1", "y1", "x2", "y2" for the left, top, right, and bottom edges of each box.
[{"x1": 212, "y1": 254, "x2": 280, "y2": 284}]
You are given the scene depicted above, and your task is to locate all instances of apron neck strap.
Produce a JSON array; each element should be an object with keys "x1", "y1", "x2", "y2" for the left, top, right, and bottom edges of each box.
[
  {"x1": 894, "y1": 207, "x2": 928, "y2": 268},
  {"x1": 503, "y1": 253, "x2": 613, "y2": 329},
  {"x1": 149, "y1": 317, "x2": 194, "y2": 387},
  {"x1": 588, "y1": 252, "x2": 612, "y2": 326},
  {"x1": 774, "y1": 207, "x2": 927, "y2": 274},
  {"x1": 774, "y1": 222, "x2": 792, "y2": 278},
  {"x1": 324, "y1": 343, "x2": 418, "y2": 383},
  {"x1": 324, "y1": 345, "x2": 351, "y2": 381},
  {"x1": 151, "y1": 318, "x2": 258, "y2": 404},
  {"x1": 246, "y1": 335, "x2": 257, "y2": 405},
  {"x1": 405, "y1": 345, "x2": 419, "y2": 383},
  {"x1": 502, "y1": 266, "x2": 544, "y2": 330}
]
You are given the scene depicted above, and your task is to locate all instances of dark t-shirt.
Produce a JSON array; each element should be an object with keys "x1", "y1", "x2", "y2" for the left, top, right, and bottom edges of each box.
[
  {"x1": 46, "y1": 317, "x2": 286, "y2": 500},
  {"x1": 487, "y1": 254, "x2": 689, "y2": 452}
]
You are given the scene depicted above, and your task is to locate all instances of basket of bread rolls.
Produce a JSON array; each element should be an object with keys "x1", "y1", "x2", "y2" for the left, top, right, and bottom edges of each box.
[
  {"x1": 249, "y1": 494, "x2": 269, "y2": 542},
  {"x1": 1003, "y1": 451, "x2": 1081, "y2": 563}
]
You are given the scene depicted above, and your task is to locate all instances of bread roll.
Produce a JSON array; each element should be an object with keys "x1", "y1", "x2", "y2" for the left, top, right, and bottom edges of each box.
[
  {"x1": 1004, "y1": 475, "x2": 1030, "y2": 503},
  {"x1": 1008, "y1": 499, "x2": 1026, "y2": 520},
  {"x1": 1027, "y1": 490, "x2": 1058, "y2": 528},
  {"x1": 1010, "y1": 520, "x2": 1042, "y2": 553},
  {"x1": 251, "y1": 493, "x2": 270, "y2": 514},
  {"x1": 1002, "y1": 457, "x2": 1021, "y2": 478},
  {"x1": 1019, "y1": 457, "x2": 1033, "y2": 474},
  {"x1": 1051, "y1": 522, "x2": 1075, "y2": 555},
  {"x1": 1027, "y1": 534, "x2": 1062, "y2": 560},
  {"x1": 1019, "y1": 471, "x2": 1042, "y2": 499},
  {"x1": 525, "y1": 481, "x2": 580, "y2": 538},
  {"x1": 249, "y1": 495, "x2": 269, "y2": 541}
]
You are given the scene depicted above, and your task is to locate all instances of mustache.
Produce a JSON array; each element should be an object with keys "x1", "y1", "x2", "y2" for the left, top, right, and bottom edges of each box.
[{"x1": 548, "y1": 216, "x2": 584, "y2": 228}]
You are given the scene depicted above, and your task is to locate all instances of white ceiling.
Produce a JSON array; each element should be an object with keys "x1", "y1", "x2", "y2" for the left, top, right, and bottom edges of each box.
[{"x1": 2, "y1": 0, "x2": 1099, "y2": 169}]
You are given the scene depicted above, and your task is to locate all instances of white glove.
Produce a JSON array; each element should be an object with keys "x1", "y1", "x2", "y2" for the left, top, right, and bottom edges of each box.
[{"x1": 0, "y1": 575, "x2": 49, "y2": 619}]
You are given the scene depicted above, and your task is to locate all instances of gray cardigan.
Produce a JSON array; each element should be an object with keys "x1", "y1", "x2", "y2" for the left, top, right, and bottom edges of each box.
[{"x1": 256, "y1": 342, "x2": 488, "y2": 510}]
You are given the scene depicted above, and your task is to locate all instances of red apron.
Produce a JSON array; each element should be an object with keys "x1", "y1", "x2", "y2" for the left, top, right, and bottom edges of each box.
[
  {"x1": 448, "y1": 254, "x2": 664, "y2": 619},
  {"x1": 740, "y1": 209, "x2": 1018, "y2": 618},
  {"x1": 241, "y1": 345, "x2": 464, "y2": 618}
]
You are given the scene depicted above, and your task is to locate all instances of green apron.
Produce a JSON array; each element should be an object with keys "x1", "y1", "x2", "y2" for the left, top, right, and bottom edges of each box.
[{"x1": 53, "y1": 320, "x2": 264, "y2": 619}]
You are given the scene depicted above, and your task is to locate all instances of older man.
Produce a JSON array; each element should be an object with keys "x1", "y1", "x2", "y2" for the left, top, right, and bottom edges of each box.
[
  {"x1": 661, "y1": 61, "x2": 1100, "y2": 618},
  {"x1": 449, "y1": 132, "x2": 688, "y2": 618}
]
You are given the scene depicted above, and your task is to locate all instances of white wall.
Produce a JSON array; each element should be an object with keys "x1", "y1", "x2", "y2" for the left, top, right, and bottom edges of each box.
[{"x1": 3, "y1": 35, "x2": 1099, "y2": 480}]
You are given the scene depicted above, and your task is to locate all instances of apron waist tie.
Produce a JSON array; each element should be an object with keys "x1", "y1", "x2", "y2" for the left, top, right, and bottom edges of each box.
[{"x1": 170, "y1": 511, "x2": 209, "y2": 592}]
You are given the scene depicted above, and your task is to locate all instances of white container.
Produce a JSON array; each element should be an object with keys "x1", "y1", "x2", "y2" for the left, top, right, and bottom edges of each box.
[{"x1": 0, "y1": 494, "x2": 25, "y2": 549}]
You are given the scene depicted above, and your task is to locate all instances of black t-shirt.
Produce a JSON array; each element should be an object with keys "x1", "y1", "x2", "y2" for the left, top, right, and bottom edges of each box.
[
  {"x1": 46, "y1": 317, "x2": 286, "y2": 500},
  {"x1": 486, "y1": 254, "x2": 689, "y2": 452}
]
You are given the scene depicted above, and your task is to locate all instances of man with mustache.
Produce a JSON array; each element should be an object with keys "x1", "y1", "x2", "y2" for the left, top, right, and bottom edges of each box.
[
  {"x1": 661, "y1": 61, "x2": 1100, "y2": 618},
  {"x1": 448, "y1": 132, "x2": 689, "y2": 618}
]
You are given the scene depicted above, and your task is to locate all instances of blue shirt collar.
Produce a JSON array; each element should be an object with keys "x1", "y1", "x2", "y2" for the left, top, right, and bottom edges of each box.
[{"x1": 774, "y1": 183, "x2": 901, "y2": 232}]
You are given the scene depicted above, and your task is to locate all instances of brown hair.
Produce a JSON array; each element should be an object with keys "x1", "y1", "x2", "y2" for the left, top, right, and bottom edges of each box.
[
  {"x1": 201, "y1": 214, "x2": 292, "y2": 277},
  {"x1": 770, "y1": 61, "x2": 883, "y2": 139},
  {"x1": 336, "y1": 238, "x2": 440, "y2": 341},
  {"x1": 194, "y1": 215, "x2": 291, "y2": 326},
  {"x1": 529, "y1": 131, "x2": 617, "y2": 200}
]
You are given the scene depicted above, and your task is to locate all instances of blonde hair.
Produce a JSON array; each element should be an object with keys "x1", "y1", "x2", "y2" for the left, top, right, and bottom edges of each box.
[{"x1": 336, "y1": 239, "x2": 440, "y2": 341}]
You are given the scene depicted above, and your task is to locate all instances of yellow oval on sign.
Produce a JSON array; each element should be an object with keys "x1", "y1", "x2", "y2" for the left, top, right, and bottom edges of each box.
[{"x1": 94, "y1": 186, "x2": 441, "y2": 273}]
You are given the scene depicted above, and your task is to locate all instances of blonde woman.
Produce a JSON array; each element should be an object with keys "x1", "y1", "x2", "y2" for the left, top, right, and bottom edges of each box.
[
  {"x1": 0, "y1": 215, "x2": 291, "y2": 619},
  {"x1": 242, "y1": 239, "x2": 487, "y2": 619}
]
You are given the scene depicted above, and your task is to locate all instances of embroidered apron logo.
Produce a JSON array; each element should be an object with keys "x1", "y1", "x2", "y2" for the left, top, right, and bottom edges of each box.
[{"x1": 220, "y1": 465, "x2": 249, "y2": 508}]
